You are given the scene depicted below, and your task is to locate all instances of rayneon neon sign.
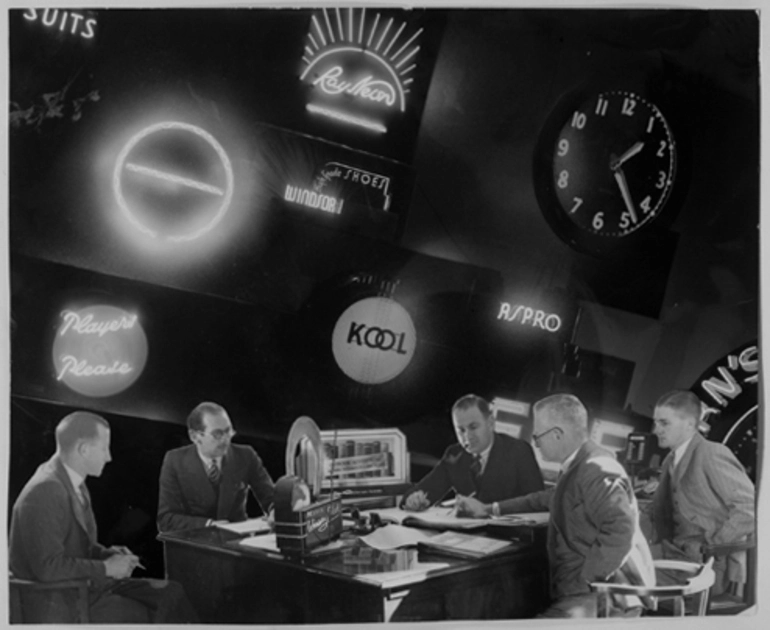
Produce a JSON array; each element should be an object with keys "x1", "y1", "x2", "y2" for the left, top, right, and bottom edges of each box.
[
  {"x1": 300, "y1": 8, "x2": 422, "y2": 132},
  {"x1": 112, "y1": 121, "x2": 234, "y2": 243},
  {"x1": 52, "y1": 305, "x2": 148, "y2": 397}
]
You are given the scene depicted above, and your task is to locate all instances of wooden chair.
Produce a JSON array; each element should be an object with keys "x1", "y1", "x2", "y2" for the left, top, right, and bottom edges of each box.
[
  {"x1": 590, "y1": 557, "x2": 715, "y2": 617},
  {"x1": 702, "y1": 536, "x2": 756, "y2": 615},
  {"x1": 8, "y1": 573, "x2": 91, "y2": 623}
]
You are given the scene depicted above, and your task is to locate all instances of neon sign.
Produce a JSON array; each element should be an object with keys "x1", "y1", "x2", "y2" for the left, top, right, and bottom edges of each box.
[
  {"x1": 315, "y1": 162, "x2": 391, "y2": 211},
  {"x1": 331, "y1": 297, "x2": 416, "y2": 385},
  {"x1": 23, "y1": 8, "x2": 97, "y2": 40},
  {"x1": 497, "y1": 302, "x2": 563, "y2": 333},
  {"x1": 698, "y1": 345, "x2": 758, "y2": 408},
  {"x1": 300, "y1": 8, "x2": 422, "y2": 132},
  {"x1": 284, "y1": 185, "x2": 343, "y2": 215},
  {"x1": 52, "y1": 305, "x2": 148, "y2": 398},
  {"x1": 112, "y1": 121, "x2": 234, "y2": 243}
]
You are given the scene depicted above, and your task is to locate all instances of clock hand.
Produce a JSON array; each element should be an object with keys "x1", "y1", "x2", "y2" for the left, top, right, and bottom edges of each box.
[
  {"x1": 613, "y1": 168, "x2": 638, "y2": 225},
  {"x1": 610, "y1": 141, "x2": 645, "y2": 170}
]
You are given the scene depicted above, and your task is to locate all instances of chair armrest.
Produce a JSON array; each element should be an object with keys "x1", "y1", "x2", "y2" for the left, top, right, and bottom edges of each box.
[{"x1": 702, "y1": 538, "x2": 755, "y2": 558}]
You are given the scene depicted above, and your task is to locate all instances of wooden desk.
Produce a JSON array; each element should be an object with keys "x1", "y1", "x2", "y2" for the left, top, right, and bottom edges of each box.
[{"x1": 159, "y1": 526, "x2": 549, "y2": 624}]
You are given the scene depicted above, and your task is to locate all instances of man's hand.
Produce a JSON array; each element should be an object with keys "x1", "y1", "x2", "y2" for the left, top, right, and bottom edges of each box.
[
  {"x1": 104, "y1": 553, "x2": 142, "y2": 579},
  {"x1": 107, "y1": 545, "x2": 133, "y2": 556},
  {"x1": 402, "y1": 490, "x2": 430, "y2": 512},
  {"x1": 455, "y1": 495, "x2": 489, "y2": 518}
]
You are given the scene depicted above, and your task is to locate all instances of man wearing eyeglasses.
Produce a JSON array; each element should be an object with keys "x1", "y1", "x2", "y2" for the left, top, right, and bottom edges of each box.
[
  {"x1": 457, "y1": 393, "x2": 654, "y2": 618},
  {"x1": 157, "y1": 401, "x2": 276, "y2": 533}
]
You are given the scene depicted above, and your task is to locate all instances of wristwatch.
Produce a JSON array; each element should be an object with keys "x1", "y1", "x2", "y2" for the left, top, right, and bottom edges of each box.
[{"x1": 491, "y1": 502, "x2": 501, "y2": 518}]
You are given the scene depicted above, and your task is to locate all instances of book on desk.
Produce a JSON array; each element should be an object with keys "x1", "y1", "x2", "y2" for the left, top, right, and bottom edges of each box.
[{"x1": 418, "y1": 531, "x2": 516, "y2": 559}]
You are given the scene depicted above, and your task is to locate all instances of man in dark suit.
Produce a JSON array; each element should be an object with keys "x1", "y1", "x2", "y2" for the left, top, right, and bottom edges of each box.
[
  {"x1": 157, "y1": 401, "x2": 276, "y2": 533},
  {"x1": 458, "y1": 394, "x2": 655, "y2": 618},
  {"x1": 401, "y1": 393, "x2": 543, "y2": 512},
  {"x1": 9, "y1": 411, "x2": 196, "y2": 624},
  {"x1": 651, "y1": 389, "x2": 755, "y2": 595}
]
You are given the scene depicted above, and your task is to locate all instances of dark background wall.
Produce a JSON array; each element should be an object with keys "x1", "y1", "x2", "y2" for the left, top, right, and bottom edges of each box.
[{"x1": 6, "y1": 7, "x2": 760, "y2": 580}]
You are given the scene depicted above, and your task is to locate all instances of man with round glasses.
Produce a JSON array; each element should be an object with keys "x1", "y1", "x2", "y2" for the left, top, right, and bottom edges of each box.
[{"x1": 157, "y1": 401, "x2": 276, "y2": 533}]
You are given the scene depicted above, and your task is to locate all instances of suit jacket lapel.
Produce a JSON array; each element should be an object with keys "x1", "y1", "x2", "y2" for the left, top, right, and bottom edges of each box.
[
  {"x1": 672, "y1": 434, "x2": 700, "y2": 486},
  {"x1": 52, "y1": 456, "x2": 94, "y2": 541}
]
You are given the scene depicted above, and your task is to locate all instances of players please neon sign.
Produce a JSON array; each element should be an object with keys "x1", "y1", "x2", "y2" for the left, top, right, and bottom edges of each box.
[{"x1": 52, "y1": 305, "x2": 148, "y2": 397}]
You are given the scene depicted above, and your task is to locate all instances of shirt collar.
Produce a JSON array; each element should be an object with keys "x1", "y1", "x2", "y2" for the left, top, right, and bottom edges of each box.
[
  {"x1": 560, "y1": 445, "x2": 581, "y2": 474},
  {"x1": 673, "y1": 436, "x2": 694, "y2": 468},
  {"x1": 197, "y1": 450, "x2": 221, "y2": 469},
  {"x1": 477, "y1": 435, "x2": 494, "y2": 467},
  {"x1": 61, "y1": 460, "x2": 85, "y2": 494}
]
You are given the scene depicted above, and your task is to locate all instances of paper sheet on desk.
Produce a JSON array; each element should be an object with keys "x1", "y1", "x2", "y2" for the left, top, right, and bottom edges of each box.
[
  {"x1": 492, "y1": 512, "x2": 550, "y2": 526},
  {"x1": 215, "y1": 517, "x2": 271, "y2": 535},
  {"x1": 369, "y1": 506, "x2": 490, "y2": 530},
  {"x1": 360, "y1": 524, "x2": 432, "y2": 550},
  {"x1": 239, "y1": 533, "x2": 281, "y2": 553}
]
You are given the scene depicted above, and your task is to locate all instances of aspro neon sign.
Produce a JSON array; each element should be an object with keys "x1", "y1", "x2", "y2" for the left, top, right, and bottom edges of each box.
[
  {"x1": 300, "y1": 8, "x2": 422, "y2": 132},
  {"x1": 497, "y1": 302, "x2": 563, "y2": 333},
  {"x1": 331, "y1": 297, "x2": 417, "y2": 385},
  {"x1": 52, "y1": 305, "x2": 148, "y2": 397},
  {"x1": 112, "y1": 121, "x2": 234, "y2": 243},
  {"x1": 24, "y1": 8, "x2": 96, "y2": 40}
]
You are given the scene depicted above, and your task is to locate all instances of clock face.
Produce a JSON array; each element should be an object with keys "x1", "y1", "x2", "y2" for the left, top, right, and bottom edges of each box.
[{"x1": 534, "y1": 87, "x2": 682, "y2": 254}]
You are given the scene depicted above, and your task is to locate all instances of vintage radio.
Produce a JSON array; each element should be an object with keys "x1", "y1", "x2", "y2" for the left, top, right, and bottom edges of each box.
[
  {"x1": 275, "y1": 416, "x2": 343, "y2": 556},
  {"x1": 274, "y1": 475, "x2": 343, "y2": 556}
]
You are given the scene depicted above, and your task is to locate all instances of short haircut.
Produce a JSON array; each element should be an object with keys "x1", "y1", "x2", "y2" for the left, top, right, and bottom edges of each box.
[
  {"x1": 56, "y1": 411, "x2": 109, "y2": 453},
  {"x1": 533, "y1": 393, "x2": 588, "y2": 432},
  {"x1": 187, "y1": 401, "x2": 228, "y2": 432},
  {"x1": 452, "y1": 394, "x2": 492, "y2": 420},
  {"x1": 655, "y1": 389, "x2": 702, "y2": 421}
]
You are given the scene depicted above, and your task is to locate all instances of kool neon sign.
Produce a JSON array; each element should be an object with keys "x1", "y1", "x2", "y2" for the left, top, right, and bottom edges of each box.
[
  {"x1": 331, "y1": 297, "x2": 416, "y2": 385},
  {"x1": 52, "y1": 305, "x2": 148, "y2": 397},
  {"x1": 300, "y1": 8, "x2": 422, "y2": 132}
]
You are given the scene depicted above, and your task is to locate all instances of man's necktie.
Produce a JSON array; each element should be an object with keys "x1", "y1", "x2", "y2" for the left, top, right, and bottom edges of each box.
[
  {"x1": 207, "y1": 459, "x2": 221, "y2": 485},
  {"x1": 470, "y1": 454, "x2": 482, "y2": 487},
  {"x1": 79, "y1": 482, "x2": 97, "y2": 542}
]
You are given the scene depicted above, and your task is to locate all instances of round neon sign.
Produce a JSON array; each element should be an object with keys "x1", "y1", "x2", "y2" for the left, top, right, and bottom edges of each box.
[
  {"x1": 112, "y1": 121, "x2": 234, "y2": 243},
  {"x1": 331, "y1": 297, "x2": 416, "y2": 385},
  {"x1": 52, "y1": 305, "x2": 149, "y2": 397}
]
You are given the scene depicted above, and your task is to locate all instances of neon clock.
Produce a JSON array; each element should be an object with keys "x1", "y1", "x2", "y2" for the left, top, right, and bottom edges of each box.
[
  {"x1": 112, "y1": 121, "x2": 234, "y2": 243},
  {"x1": 300, "y1": 8, "x2": 423, "y2": 133}
]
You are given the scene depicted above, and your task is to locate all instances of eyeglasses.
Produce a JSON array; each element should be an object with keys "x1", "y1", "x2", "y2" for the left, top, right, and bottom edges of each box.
[
  {"x1": 201, "y1": 427, "x2": 235, "y2": 441},
  {"x1": 532, "y1": 426, "x2": 560, "y2": 444}
]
